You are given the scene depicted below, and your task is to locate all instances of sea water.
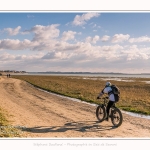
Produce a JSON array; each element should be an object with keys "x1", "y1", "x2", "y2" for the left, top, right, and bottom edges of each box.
[{"x1": 26, "y1": 72, "x2": 150, "y2": 78}]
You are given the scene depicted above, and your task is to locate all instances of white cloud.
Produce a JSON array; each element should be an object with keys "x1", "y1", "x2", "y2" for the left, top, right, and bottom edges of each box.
[
  {"x1": 72, "y1": 13, "x2": 100, "y2": 26},
  {"x1": 101, "y1": 44, "x2": 123, "y2": 52},
  {"x1": 85, "y1": 35, "x2": 100, "y2": 44},
  {"x1": 1, "y1": 23, "x2": 150, "y2": 73},
  {"x1": 61, "y1": 31, "x2": 77, "y2": 41},
  {"x1": 129, "y1": 36, "x2": 150, "y2": 43},
  {"x1": 93, "y1": 35, "x2": 100, "y2": 43},
  {"x1": 27, "y1": 14, "x2": 34, "y2": 18},
  {"x1": 4, "y1": 26, "x2": 21, "y2": 36},
  {"x1": 85, "y1": 36, "x2": 92, "y2": 43},
  {"x1": 93, "y1": 24, "x2": 97, "y2": 28},
  {"x1": 0, "y1": 39, "x2": 31, "y2": 50},
  {"x1": 126, "y1": 52, "x2": 149, "y2": 60},
  {"x1": 93, "y1": 30, "x2": 97, "y2": 32},
  {"x1": 0, "y1": 52, "x2": 15, "y2": 60},
  {"x1": 31, "y1": 24, "x2": 60, "y2": 41},
  {"x1": 70, "y1": 42, "x2": 124, "y2": 61},
  {"x1": 42, "y1": 51, "x2": 70, "y2": 60},
  {"x1": 0, "y1": 52, "x2": 43, "y2": 62},
  {"x1": 111, "y1": 34, "x2": 130, "y2": 43},
  {"x1": 120, "y1": 45, "x2": 150, "y2": 60},
  {"x1": 1, "y1": 39, "x2": 150, "y2": 73},
  {"x1": 101, "y1": 35, "x2": 110, "y2": 42}
]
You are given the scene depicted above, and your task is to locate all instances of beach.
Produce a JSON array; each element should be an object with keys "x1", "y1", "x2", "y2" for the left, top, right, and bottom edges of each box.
[{"x1": 0, "y1": 76, "x2": 150, "y2": 138}]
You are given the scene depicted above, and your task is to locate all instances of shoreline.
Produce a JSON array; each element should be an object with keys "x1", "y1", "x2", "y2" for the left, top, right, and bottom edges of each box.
[{"x1": 1, "y1": 71, "x2": 150, "y2": 78}]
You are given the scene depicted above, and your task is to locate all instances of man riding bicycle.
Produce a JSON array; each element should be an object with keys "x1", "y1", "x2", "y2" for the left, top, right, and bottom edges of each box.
[{"x1": 97, "y1": 82, "x2": 120, "y2": 121}]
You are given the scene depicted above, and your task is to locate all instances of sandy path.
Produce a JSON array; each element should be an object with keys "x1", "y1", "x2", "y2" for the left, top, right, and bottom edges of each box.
[{"x1": 0, "y1": 76, "x2": 150, "y2": 138}]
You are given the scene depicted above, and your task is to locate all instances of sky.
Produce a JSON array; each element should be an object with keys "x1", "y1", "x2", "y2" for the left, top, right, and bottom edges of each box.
[{"x1": 0, "y1": 12, "x2": 150, "y2": 73}]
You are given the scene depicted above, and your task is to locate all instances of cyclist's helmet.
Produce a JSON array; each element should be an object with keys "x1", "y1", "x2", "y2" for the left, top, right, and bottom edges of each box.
[{"x1": 105, "y1": 82, "x2": 111, "y2": 87}]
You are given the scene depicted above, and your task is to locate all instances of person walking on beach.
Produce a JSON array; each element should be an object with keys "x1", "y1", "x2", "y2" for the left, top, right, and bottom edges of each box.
[{"x1": 97, "y1": 82, "x2": 120, "y2": 121}]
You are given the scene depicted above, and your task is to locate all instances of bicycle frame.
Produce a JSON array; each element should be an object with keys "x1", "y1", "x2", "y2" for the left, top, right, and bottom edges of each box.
[
  {"x1": 96, "y1": 96, "x2": 123, "y2": 127},
  {"x1": 101, "y1": 97, "x2": 116, "y2": 107}
]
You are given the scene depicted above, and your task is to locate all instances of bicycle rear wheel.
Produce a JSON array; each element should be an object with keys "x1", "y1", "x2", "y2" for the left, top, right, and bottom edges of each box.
[
  {"x1": 111, "y1": 107, "x2": 123, "y2": 127},
  {"x1": 96, "y1": 105, "x2": 106, "y2": 122}
]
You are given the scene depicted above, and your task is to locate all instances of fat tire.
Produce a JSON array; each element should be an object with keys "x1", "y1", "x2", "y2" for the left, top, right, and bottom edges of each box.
[
  {"x1": 111, "y1": 107, "x2": 123, "y2": 127},
  {"x1": 96, "y1": 105, "x2": 106, "y2": 122}
]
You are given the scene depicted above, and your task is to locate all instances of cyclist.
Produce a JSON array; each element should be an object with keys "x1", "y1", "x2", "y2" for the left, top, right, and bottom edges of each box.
[{"x1": 97, "y1": 82, "x2": 119, "y2": 121}]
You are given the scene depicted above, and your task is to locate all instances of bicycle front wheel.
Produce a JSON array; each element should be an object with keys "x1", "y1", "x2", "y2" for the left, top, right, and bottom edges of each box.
[
  {"x1": 96, "y1": 105, "x2": 106, "y2": 122},
  {"x1": 111, "y1": 107, "x2": 123, "y2": 127}
]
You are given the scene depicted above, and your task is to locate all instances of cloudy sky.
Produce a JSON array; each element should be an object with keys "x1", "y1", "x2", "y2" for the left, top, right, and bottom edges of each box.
[{"x1": 0, "y1": 12, "x2": 150, "y2": 73}]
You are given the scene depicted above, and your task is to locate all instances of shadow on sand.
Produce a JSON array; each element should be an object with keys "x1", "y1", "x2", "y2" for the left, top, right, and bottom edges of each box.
[{"x1": 21, "y1": 121, "x2": 117, "y2": 134}]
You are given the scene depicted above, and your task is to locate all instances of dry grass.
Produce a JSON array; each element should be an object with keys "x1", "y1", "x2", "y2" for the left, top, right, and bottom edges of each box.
[
  {"x1": 12, "y1": 75, "x2": 150, "y2": 115},
  {"x1": 0, "y1": 108, "x2": 22, "y2": 137}
]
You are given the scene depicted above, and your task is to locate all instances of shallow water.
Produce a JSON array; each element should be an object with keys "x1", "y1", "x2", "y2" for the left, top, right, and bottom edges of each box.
[
  {"x1": 122, "y1": 110, "x2": 150, "y2": 119},
  {"x1": 35, "y1": 85, "x2": 150, "y2": 120},
  {"x1": 82, "y1": 77, "x2": 134, "y2": 82},
  {"x1": 143, "y1": 81, "x2": 150, "y2": 84}
]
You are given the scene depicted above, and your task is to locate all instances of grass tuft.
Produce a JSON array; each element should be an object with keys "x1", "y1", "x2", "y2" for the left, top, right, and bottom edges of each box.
[{"x1": 0, "y1": 108, "x2": 22, "y2": 137}]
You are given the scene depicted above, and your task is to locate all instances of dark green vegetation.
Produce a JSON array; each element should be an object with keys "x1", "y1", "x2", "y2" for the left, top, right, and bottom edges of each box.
[{"x1": 12, "y1": 75, "x2": 150, "y2": 115}]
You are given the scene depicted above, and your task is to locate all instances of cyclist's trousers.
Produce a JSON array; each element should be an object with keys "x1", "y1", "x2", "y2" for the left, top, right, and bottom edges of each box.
[{"x1": 106, "y1": 101, "x2": 114, "y2": 117}]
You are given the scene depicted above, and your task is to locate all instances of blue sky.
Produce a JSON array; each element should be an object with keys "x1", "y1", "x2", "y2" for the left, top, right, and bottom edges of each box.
[{"x1": 0, "y1": 12, "x2": 150, "y2": 73}]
